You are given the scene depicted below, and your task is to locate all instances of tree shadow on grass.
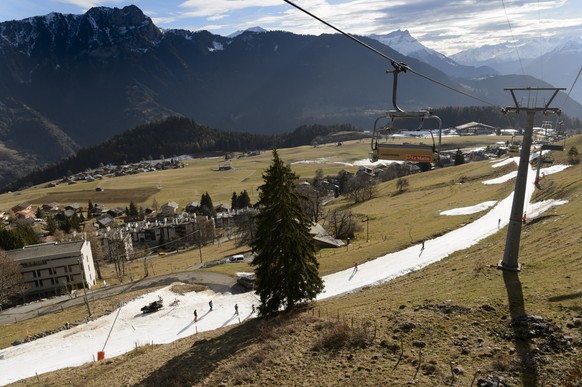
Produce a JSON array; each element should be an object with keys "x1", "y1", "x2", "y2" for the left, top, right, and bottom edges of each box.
[
  {"x1": 502, "y1": 270, "x2": 538, "y2": 386},
  {"x1": 138, "y1": 316, "x2": 268, "y2": 386}
]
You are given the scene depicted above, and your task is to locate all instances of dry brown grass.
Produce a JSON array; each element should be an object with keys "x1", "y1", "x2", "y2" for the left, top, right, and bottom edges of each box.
[
  {"x1": 5, "y1": 135, "x2": 582, "y2": 386},
  {"x1": 0, "y1": 135, "x2": 515, "y2": 210}
]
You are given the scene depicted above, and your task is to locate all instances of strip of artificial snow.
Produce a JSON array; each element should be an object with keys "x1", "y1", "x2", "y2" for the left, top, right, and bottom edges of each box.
[
  {"x1": 0, "y1": 164, "x2": 570, "y2": 385},
  {"x1": 318, "y1": 163, "x2": 569, "y2": 300},
  {"x1": 491, "y1": 157, "x2": 514, "y2": 168},
  {"x1": 483, "y1": 171, "x2": 517, "y2": 184},
  {"x1": 440, "y1": 201, "x2": 497, "y2": 216}
]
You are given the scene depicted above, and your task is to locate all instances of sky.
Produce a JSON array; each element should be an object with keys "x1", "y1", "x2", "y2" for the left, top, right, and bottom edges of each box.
[
  {"x1": 0, "y1": 1, "x2": 580, "y2": 55},
  {"x1": 0, "y1": 158, "x2": 571, "y2": 385}
]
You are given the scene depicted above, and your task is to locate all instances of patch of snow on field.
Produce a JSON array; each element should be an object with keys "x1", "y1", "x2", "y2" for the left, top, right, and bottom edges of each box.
[
  {"x1": 440, "y1": 201, "x2": 497, "y2": 216},
  {"x1": 290, "y1": 158, "x2": 353, "y2": 167},
  {"x1": 527, "y1": 199, "x2": 569, "y2": 218},
  {"x1": 491, "y1": 157, "x2": 514, "y2": 168},
  {"x1": 483, "y1": 171, "x2": 518, "y2": 184},
  {"x1": 353, "y1": 158, "x2": 403, "y2": 167}
]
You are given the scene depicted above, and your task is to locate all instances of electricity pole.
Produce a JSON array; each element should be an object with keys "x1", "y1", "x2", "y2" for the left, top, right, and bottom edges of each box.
[{"x1": 363, "y1": 216, "x2": 369, "y2": 242}]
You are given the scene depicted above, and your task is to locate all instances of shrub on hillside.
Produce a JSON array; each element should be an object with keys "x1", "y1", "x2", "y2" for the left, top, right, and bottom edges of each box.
[{"x1": 312, "y1": 321, "x2": 375, "y2": 351}]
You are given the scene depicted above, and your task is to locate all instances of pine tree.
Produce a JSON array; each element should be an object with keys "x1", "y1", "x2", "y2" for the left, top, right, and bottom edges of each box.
[
  {"x1": 231, "y1": 192, "x2": 238, "y2": 210},
  {"x1": 238, "y1": 190, "x2": 251, "y2": 208},
  {"x1": 200, "y1": 192, "x2": 215, "y2": 217},
  {"x1": 128, "y1": 201, "x2": 138, "y2": 216},
  {"x1": 454, "y1": 149, "x2": 465, "y2": 165},
  {"x1": 251, "y1": 149, "x2": 323, "y2": 316},
  {"x1": 87, "y1": 200, "x2": 94, "y2": 218},
  {"x1": 46, "y1": 215, "x2": 58, "y2": 235}
]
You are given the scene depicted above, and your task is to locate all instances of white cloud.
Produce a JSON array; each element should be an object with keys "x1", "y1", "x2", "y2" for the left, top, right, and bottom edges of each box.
[
  {"x1": 1, "y1": 0, "x2": 580, "y2": 55},
  {"x1": 55, "y1": 0, "x2": 125, "y2": 9},
  {"x1": 178, "y1": 0, "x2": 282, "y2": 17}
]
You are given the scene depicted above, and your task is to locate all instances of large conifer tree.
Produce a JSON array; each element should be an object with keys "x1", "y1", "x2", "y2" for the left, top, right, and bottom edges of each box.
[{"x1": 251, "y1": 149, "x2": 323, "y2": 316}]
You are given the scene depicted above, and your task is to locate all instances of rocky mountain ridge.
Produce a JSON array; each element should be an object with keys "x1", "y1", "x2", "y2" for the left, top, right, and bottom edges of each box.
[{"x1": 1, "y1": 5, "x2": 580, "y2": 188}]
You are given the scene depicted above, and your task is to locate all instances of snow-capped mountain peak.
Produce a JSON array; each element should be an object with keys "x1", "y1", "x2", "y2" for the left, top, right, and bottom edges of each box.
[
  {"x1": 227, "y1": 26, "x2": 267, "y2": 39},
  {"x1": 450, "y1": 36, "x2": 579, "y2": 66},
  {"x1": 369, "y1": 29, "x2": 429, "y2": 56},
  {"x1": 368, "y1": 29, "x2": 498, "y2": 78}
]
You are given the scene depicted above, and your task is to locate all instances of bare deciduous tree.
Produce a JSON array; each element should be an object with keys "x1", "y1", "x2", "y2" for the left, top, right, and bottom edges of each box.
[
  {"x1": 108, "y1": 239, "x2": 125, "y2": 283},
  {"x1": 297, "y1": 183, "x2": 325, "y2": 223},
  {"x1": 323, "y1": 209, "x2": 361, "y2": 239},
  {"x1": 396, "y1": 178, "x2": 409, "y2": 193},
  {"x1": 346, "y1": 174, "x2": 377, "y2": 203},
  {"x1": 0, "y1": 251, "x2": 27, "y2": 305},
  {"x1": 233, "y1": 208, "x2": 259, "y2": 248}
]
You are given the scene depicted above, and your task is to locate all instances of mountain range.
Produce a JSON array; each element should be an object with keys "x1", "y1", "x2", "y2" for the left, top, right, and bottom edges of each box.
[
  {"x1": 0, "y1": 5, "x2": 581, "y2": 188},
  {"x1": 449, "y1": 36, "x2": 582, "y2": 105}
]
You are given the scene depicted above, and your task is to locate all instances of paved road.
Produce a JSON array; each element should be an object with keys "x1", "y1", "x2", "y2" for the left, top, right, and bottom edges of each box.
[{"x1": 0, "y1": 270, "x2": 239, "y2": 324}]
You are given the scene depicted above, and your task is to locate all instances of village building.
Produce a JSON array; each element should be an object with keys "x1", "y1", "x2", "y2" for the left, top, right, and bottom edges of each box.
[
  {"x1": 65, "y1": 203, "x2": 81, "y2": 213},
  {"x1": 90, "y1": 203, "x2": 108, "y2": 217},
  {"x1": 160, "y1": 202, "x2": 179, "y2": 216},
  {"x1": 184, "y1": 201, "x2": 200, "y2": 213},
  {"x1": 41, "y1": 202, "x2": 60, "y2": 214},
  {"x1": 310, "y1": 223, "x2": 344, "y2": 248},
  {"x1": 455, "y1": 122, "x2": 498, "y2": 136},
  {"x1": 106, "y1": 207, "x2": 125, "y2": 218},
  {"x1": 102, "y1": 230, "x2": 134, "y2": 261},
  {"x1": 11, "y1": 202, "x2": 32, "y2": 213},
  {"x1": 11, "y1": 201, "x2": 35, "y2": 219},
  {"x1": 214, "y1": 211, "x2": 235, "y2": 229},
  {"x1": 124, "y1": 214, "x2": 214, "y2": 248},
  {"x1": 6, "y1": 240, "x2": 97, "y2": 300},
  {"x1": 95, "y1": 214, "x2": 114, "y2": 229}
]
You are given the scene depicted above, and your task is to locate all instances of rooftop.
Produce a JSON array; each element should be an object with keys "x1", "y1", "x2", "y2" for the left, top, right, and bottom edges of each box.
[{"x1": 7, "y1": 240, "x2": 86, "y2": 263}]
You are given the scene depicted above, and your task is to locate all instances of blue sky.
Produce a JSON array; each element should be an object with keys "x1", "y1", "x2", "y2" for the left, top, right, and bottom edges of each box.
[{"x1": 0, "y1": 0, "x2": 580, "y2": 55}]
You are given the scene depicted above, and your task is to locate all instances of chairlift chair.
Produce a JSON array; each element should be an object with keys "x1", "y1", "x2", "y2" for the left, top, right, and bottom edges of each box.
[
  {"x1": 369, "y1": 109, "x2": 442, "y2": 164},
  {"x1": 369, "y1": 61, "x2": 443, "y2": 165}
]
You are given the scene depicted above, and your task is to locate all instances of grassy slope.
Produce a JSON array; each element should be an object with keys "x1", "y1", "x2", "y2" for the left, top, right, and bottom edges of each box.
[
  {"x1": 6, "y1": 135, "x2": 582, "y2": 386},
  {"x1": 0, "y1": 135, "x2": 515, "y2": 210}
]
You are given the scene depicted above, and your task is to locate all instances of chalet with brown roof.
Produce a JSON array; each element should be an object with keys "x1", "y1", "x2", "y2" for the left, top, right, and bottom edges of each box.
[
  {"x1": 107, "y1": 207, "x2": 125, "y2": 218},
  {"x1": 90, "y1": 203, "x2": 108, "y2": 216},
  {"x1": 11, "y1": 202, "x2": 32, "y2": 213},
  {"x1": 12, "y1": 202, "x2": 35, "y2": 219},
  {"x1": 41, "y1": 202, "x2": 60, "y2": 214}
]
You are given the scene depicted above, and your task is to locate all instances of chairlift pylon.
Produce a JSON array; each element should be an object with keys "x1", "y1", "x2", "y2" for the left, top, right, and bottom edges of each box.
[{"x1": 369, "y1": 63, "x2": 443, "y2": 165}]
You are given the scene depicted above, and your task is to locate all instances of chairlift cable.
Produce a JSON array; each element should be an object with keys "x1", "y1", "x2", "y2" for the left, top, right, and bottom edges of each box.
[
  {"x1": 501, "y1": 0, "x2": 526, "y2": 76},
  {"x1": 560, "y1": 66, "x2": 582, "y2": 108},
  {"x1": 282, "y1": 0, "x2": 496, "y2": 107},
  {"x1": 406, "y1": 67, "x2": 495, "y2": 106},
  {"x1": 535, "y1": 0, "x2": 545, "y2": 81}
]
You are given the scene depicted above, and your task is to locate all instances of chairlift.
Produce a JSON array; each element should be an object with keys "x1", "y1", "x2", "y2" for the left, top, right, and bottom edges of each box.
[{"x1": 369, "y1": 62, "x2": 443, "y2": 165}]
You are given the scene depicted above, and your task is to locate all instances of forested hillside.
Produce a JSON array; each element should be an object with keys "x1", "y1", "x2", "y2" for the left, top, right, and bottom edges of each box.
[{"x1": 2, "y1": 118, "x2": 358, "y2": 191}]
